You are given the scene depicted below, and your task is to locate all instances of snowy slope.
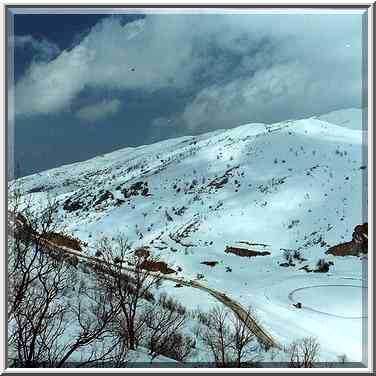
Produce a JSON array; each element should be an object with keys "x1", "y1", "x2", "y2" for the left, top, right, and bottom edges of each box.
[
  {"x1": 17, "y1": 109, "x2": 368, "y2": 363},
  {"x1": 316, "y1": 108, "x2": 365, "y2": 130}
]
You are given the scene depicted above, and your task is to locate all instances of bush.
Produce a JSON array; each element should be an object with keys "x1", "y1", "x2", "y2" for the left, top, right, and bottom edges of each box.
[
  {"x1": 315, "y1": 258, "x2": 330, "y2": 273},
  {"x1": 293, "y1": 250, "x2": 302, "y2": 260},
  {"x1": 288, "y1": 337, "x2": 320, "y2": 368},
  {"x1": 283, "y1": 250, "x2": 294, "y2": 265}
]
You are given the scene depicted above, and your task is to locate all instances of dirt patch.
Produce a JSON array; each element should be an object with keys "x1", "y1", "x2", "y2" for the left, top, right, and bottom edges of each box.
[
  {"x1": 326, "y1": 242, "x2": 362, "y2": 256},
  {"x1": 140, "y1": 260, "x2": 176, "y2": 274},
  {"x1": 200, "y1": 261, "x2": 219, "y2": 267},
  {"x1": 225, "y1": 246, "x2": 271, "y2": 258},
  {"x1": 44, "y1": 232, "x2": 83, "y2": 252},
  {"x1": 326, "y1": 223, "x2": 368, "y2": 257}
]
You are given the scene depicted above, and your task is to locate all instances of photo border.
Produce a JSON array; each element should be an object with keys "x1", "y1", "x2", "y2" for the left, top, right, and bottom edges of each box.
[{"x1": 1, "y1": 1, "x2": 374, "y2": 373}]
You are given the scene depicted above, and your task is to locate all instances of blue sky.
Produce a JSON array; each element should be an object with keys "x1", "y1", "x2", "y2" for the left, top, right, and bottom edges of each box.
[{"x1": 9, "y1": 10, "x2": 366, "y2": 177}]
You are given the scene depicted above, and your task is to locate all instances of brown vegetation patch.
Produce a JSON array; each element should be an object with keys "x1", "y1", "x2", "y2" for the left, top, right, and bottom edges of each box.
[
  {"x1": 325, "y1": 242, "x2": 362, "y2": 257},
  {"x1": 44, "y1": 232, "x2": 83, "y2": 252},
  {"x1": 140, "y1": 260, "x2": 176, "y2": 274},
  {"x1": 325, "y1": 222, "x2": 368, "y2": 257},
  {"x1": 225, "y1": 246, "x2": 271, "y2": 258},
  {"x1": 134, "y1": 247, "x2": 151, "y2": 258}
]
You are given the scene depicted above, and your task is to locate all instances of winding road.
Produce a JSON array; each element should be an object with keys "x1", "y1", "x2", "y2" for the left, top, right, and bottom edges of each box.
[{"x1": 39, "y1": 236, "x2": 282, "y2": 350}]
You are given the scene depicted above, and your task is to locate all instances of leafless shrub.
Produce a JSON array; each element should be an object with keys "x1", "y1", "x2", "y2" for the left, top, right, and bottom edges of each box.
[
  {"x1": 8, "y1": 185, "x2": 121, "y2": 367},
  {"x1": 95, "y1": 235, "x2": 162, "y2": 350},
  {"x1": 288, "y1": 337, "x2": 320, "y2": 368},
  {"x1": 200, "y1": 306, "x2": 232, "y2": 367},
  {"x1": 143, "y1": 294, "x2": 194, "y2": 361},
  {"x1": 337, "y1": 353, "x2": 348, "y2": 364},
  {"x1": 283, "y1": 249, "x2": 294, "y2": 263},
  {"x1": 315, "y1": 258, "x2": 330, "y2": 273},
  {"x1": 8, "y1": 184, "x2": 62, "y2": 320},
  {"x1": 230, "y1": 307, "x2": 260, "y2": 367},
  {"x1": 199, "y1": 306, "x2": 261, "y2": 367}
]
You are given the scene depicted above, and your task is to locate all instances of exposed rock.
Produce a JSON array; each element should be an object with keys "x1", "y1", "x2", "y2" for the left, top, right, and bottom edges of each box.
[
  {"x1": 200, "y1": 261, "x2": 219, "y2": 267},
  {"x1": 93, "y1": 190, "x2": 114, "y2": 207},
  {"x1": 120, "y1": 181, "x2": 149, "y2": 199},
  {"x1": 63, "y1": 197, "x2": 84, "y2": 212}
]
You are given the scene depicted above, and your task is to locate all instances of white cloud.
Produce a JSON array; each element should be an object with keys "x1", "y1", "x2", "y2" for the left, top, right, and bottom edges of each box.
[
  {"x1": 76, "y1": 99, "x2": 121, "y2": 122},
  {"x1": 14, "y1": 35, "x2": 60, "y2": 61},
  {"x1": 182, "y1": 59, "x2": 362, "y2": 130},
  {"x1": 15, "y1": 16, "x2": 198, "y2": 117},
  {"x1": 15, "y1": 11, "x2": 365, "y2": 127},
  {"x1": 16, "y1": 45, "x2": 92, "y2": 115},
  {"x1": 181, "y1": 13, "x2": 364, "y2": 129}
]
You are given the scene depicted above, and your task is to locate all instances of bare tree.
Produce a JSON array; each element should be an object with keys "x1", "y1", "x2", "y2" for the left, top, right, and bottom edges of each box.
[
  {"x1": 53, "y1": 286, "x2": 121, "y2": 367},
  {"x1": 337, "y1": 353, "x2": 348, "y2": 364},
  {"x1": 167, "y1": 333, "x2": 196, "y2": 362},
  {"x1": 288, "y1": 337, "x2": 320, "y2": 368},
  {"x1": 11, "y1": 249, "x2": 74, "y2": 367},
  {"x1": 8, "y1": 185, "x2": 62, "y2": 321},
  {"x1": 10, "y1": 240, "x2": 121, "y2": 367},
  {"x1": 95, "y1": 235, "x2": 162, "y2": 350},
  {"x1": 143, "y1": 293, "x2": 194, "y2": 361},
  {"x1": 8, "y1": 185, "x2": 68, "y2": 363},
  {"x1": 199, "y1": 305, "x2": 261, "y2": 367},
  {"x1": 8, "y1": 186, "x2": 121, "y2": 367},
  {"x1": 230, "y1": 307, "x2": 259, "y2": 367},
  {"x1": 200, "y1": 306, "x2": 232, "y2": 367}
]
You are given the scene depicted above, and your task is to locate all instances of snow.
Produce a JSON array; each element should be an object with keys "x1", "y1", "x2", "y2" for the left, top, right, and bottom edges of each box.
[
  {"x1": 288, "y1": 284, "x2": 364, "y2": 318},
  {"x1": 15, "y1": 108, "x2": 367, "y2": 364},
  {"x1": 316, "y1": 108, "x2": 365, "y2": 130}
]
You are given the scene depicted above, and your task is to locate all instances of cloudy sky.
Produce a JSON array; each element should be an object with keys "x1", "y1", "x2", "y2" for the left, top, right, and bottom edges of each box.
[{"x1": 9, "y1": 9, "x2": 366, "y2": 177}]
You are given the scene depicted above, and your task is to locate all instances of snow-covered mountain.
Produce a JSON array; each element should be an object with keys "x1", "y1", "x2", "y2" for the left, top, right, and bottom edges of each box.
[{"x1": 17, "y1": 108, "x2": 367, "y2": 362}]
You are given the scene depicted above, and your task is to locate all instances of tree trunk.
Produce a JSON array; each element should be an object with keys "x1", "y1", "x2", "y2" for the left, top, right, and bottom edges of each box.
[{"x1": 128, "y1": 325, "x2": 136, "y2": 350}]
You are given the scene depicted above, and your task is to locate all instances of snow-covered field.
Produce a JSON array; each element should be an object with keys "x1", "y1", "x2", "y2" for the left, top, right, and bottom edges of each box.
[{"x1": 16, "y1": 108, "x2": 368, "y2": 363}]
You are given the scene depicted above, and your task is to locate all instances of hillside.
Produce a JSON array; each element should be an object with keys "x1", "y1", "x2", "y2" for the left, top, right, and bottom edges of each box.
[{"x1": 17, "y1": 108, "x2": 367, "y2": 363}]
